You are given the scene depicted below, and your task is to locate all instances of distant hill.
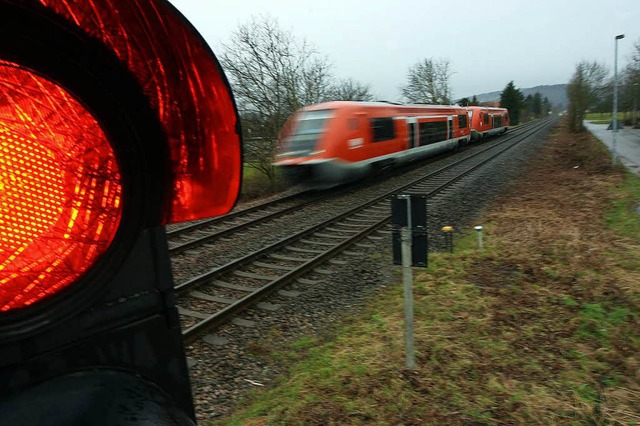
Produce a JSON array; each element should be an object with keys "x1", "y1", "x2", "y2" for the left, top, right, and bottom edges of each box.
[{"x1": 469, "y1": 84, "x2": 568, "y2": 110}]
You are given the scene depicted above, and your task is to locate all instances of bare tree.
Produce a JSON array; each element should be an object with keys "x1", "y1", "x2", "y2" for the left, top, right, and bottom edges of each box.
[
  {"x1": 219, "y1": 16, "x2": 333, "y2": 186},
  {"x1": 566, "y1": 61, "x2": 608, "y2": 132},
  {"x1": 326, "y1": 78, "x2": 375, "y2": 101},
  {"x1": 622, "y1": 38, "x2": 640, "y2": 126},
  {"x1": 400, "y1": 58, "x2": 453, "y2": 104}
]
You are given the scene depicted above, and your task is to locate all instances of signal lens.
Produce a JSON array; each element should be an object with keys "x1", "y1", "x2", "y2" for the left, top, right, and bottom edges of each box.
[
  {"x1": 0, "y1": 61, "x2": 122, "y2": 312},
  {"x1": 38, "y1": 0, "x2": 242, "y2": 223}
]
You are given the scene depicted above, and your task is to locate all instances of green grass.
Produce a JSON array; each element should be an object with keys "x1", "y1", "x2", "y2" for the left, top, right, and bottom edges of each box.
[
  {"x1": 585, "y1": 111, "x2": 638, "y2": 126},
  {"x1": 606, "y1": 171, "x2": 640, "y2": 240},
  {"x1": 240, "y1": 164, "x2": 288, "y2": 200},
  {"x1": 585, "y1": 112, "x2": 627, "y2": 121}
]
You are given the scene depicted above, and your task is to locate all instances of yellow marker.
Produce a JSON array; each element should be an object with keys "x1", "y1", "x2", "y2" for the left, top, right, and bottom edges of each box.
[{"x1": 441, "y1": 226, "x2": 453, "y2": 232}]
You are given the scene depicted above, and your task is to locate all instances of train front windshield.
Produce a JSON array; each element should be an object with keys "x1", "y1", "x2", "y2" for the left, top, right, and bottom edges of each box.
[{"x1": 278, "y1": 109, "x2": 333, "y2": 157}]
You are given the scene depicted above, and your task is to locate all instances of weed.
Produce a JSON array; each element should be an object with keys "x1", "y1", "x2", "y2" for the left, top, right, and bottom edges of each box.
[{"x1": 561, "y1": 295, "x2": 580, "y2": 307}]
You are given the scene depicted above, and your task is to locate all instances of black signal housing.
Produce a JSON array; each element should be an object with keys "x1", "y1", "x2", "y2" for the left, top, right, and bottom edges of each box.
[{"x1": 0, "y1": 1, "x2": 242, "y2": 424}]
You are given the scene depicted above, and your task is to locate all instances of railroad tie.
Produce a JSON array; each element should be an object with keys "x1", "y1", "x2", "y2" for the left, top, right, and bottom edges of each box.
[
  {"x1": 299, "y1": 239, "x2": 338, "y2": 246},
  {"x1": 313, "y1": 232, "x2": 349, "y2": 239},
  {"x1": 285, "y1": 246, "x2": 324, "y2": 254},
  {"x1": 278, "y1": 289, "x2": 302, "y2": 297},
  {"x1": 232, "y1": 318, "x2": 256, "y2": 328},
  {"x1": 257, "y1": 302, "x2": 281, "y2": 312},
  {"x1": 233, "y1": 270, "x2": 279, "y2": 281},
  {"x1": 252, "y1": 261, "x2": 296, "y2": 271},
  {"x1": 189, "y1": 291, "x2": 235, "y2": 305},
  {"x1": 202, "y1": 334, "x2": 228, "y2": 346},
  {"x1": 177, "y1": 306, "x2": 209, "y2": 320},
  {"x1": 324, "y1": 226, "x2": 359, "y2": 233},
  {"x1": 212, "y1": 280, "x2": 256, "y2": 292},
  {"x1": 268, "y1": 253, "x2": 309, "y2": 262}
]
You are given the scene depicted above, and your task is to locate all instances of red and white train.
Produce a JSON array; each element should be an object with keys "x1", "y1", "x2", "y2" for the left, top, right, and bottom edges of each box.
[
  {"x1": 273, "y1": 101, "x2": 475, "y2": 188},
  {"x1": 466, "y1": 106, "x2": 510, "y2": 141}
]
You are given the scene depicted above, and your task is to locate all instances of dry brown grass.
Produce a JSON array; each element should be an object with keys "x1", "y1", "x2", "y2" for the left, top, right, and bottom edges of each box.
[{"x1": 450, "y1": 124, "x2": 640, "y2": 423}]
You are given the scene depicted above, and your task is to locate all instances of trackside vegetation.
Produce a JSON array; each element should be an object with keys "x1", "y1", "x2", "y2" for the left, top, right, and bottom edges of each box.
[
  {"x1": 214, "y1": 122, "x2": 640, "y2": 425},
  {"x1": 240, "y1": 164, "x2": 287, "y2": 200}
]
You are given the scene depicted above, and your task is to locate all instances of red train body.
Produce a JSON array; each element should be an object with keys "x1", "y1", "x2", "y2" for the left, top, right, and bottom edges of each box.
[
  {"x1": 273, "y1": 101, "x2": 472, "y2": 188},
  {"x1": 466, "y1": 106, "x2": 509, "y2": 141}
]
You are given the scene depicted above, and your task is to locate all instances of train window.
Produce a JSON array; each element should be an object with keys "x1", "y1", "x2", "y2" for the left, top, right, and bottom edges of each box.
[
  {"x1": 295, "y1": 109, "x2": 333, "y2": 133},
  {"x1": 279, "y1": 109, "x2": 333, "y2": 157},
  {"x1": 419, "y1": 120, "x2": 448, "y2": 145},
  {"x1": 483, "y1": 113, "x2": 489, "y2": 125},
  {"x1": 493, "y1": 116, "x2": 503, "y2": 128},
  {"x1": 371, "y1": 117, "x2": 396, "y2": 142},
  {"x1": 458, "y1": 114, "x2": 468, "y2": 128}
]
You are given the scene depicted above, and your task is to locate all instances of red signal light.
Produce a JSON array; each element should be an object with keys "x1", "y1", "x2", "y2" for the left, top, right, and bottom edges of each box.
[
  {"x1": 0, "y1": 61, "x2": 122, "y2": 312},
  {"x1": 37, "y1": 0, "x2": 243, "y2": 224}
]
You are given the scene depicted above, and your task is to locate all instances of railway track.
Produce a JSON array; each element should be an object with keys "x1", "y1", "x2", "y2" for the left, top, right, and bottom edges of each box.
[
  {"x1": 167, "y1": 120, "x2": 541, "y2": 256},
  {"x1": 175, "y1": 117, "x2": 557, "y2": 344}
]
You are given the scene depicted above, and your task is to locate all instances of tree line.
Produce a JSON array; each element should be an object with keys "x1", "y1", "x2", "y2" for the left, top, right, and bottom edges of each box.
[{"x1": 566, "y1": 38, "x2": 640, "y2": 132}]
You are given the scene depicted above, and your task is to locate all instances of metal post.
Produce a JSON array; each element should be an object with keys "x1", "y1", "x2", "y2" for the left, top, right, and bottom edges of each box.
[
  {"x1": 401, "y1": 227, "x2": 415, "y2": 370},
  {"x1": 442, "y1": 226, "x2": 454, "y2": 253},
  {"x1": 634, "y1": 83, "x2": 638, "y2": 128},
  {"x1": 613, "y1": 34, "x2": 625, "y2": 166},
  {"x1": 474, "y1": 226, "x2": 484, "y2": 249}
]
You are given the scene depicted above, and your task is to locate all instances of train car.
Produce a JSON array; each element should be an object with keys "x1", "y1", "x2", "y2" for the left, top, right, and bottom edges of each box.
[
  {"x1": 273, "y1": 101, "x2": 471, "y2": 188},
  {"x1": 466, "y1": 106, "x2": 509, "y2": 142}
]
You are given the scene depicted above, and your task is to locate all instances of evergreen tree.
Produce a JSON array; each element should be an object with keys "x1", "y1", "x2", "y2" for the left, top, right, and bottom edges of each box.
[
  {"x1": 532, "y1": 92, "x2": 543, "y2": 117},
  {"x1": 457, "y1": 97, "x2": 470, "y2": 106},
  {"x1": 542, "y1": 97, "x2": 552, "y2": 115},
  {"x1": 500, "y1": 81, "x2": 525, "y2": 124},
  {"x1": 470, "y1": 95, "x2": 479, "y2": 106},
  {"x1": 524, "y1": 94, "x2": 533, "y2": 112}
]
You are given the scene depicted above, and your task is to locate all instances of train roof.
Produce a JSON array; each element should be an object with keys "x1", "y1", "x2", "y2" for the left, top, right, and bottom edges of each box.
[
  {"x1": 465, "y1": 105, "x2": 508, "y2": 112},
  {"x1": 301, "y1": 100, "x2": 467, "y2": 114}
]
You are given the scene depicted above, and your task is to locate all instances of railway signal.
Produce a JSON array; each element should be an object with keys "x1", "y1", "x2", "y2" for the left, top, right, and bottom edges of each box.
[{"x1": 0, "y1": 1, "x2": 241, "y2": 424}]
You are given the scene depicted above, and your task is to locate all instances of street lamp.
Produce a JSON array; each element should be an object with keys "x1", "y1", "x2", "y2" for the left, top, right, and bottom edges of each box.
[
  {"x1": 633, "y1": 83, "x2": 638, "y2": 128},
  {"x1": 612, "y1": 33, "x2": 625, "y2": 166}
]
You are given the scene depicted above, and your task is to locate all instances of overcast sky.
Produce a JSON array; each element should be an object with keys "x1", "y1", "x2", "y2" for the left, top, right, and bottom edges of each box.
[{"x1": 170, "y1": 0, "x2": 640, "y2": 101}]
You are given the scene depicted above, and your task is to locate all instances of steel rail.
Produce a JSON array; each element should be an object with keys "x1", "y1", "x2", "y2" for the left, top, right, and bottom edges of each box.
[{"x1": 179, "y1": 118, "x2": 556, "y2": 343}]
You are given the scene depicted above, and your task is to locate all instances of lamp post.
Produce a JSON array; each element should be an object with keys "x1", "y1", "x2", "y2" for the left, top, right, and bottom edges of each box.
[
  {"x1": 634, "y1": 83, "x2": 638, "y2": 128},
  {"x1": 612, "y1": 33, "x2": 625, "y2": 166}
]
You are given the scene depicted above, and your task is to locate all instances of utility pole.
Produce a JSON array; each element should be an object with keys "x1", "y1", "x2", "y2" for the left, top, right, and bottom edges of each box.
[{"x1": 634, "y1": 83, "x2": 638, "y2": 128}]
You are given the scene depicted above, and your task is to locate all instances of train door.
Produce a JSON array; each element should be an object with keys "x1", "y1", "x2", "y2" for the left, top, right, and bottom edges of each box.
[
  {"x1": 448, "y1": 116, "x2": 453, "y2": 140},
  {"x1": 407, "y1": 117, "x2": 417, "y2": 148}
]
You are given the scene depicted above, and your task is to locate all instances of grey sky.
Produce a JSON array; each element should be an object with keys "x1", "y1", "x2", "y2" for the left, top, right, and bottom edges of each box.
[{"x1": 170, "y1": 0, "x2": 640, "y2": 101}]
